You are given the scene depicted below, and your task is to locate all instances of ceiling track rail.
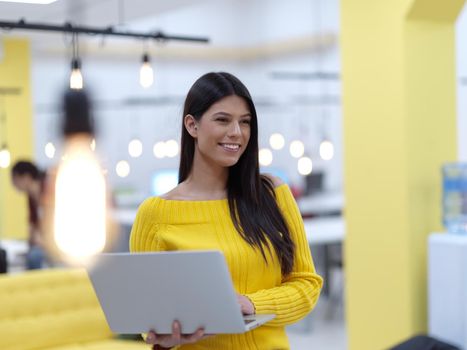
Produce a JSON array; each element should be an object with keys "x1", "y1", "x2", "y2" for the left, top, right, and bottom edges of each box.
[{"x1": 0, "y1": 19, "x2": 209, "y2": 43}]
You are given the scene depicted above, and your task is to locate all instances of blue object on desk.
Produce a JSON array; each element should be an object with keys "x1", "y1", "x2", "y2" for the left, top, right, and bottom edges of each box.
[
  {"x1": 151, "y1": 169, "x2": 178, "y2": 196},
  {"x1": 442, "y1": 163, "x2": 467, "y2": 234},
  {"x1": 260, "y1": 167, "x2": 289, "y2": 184}
]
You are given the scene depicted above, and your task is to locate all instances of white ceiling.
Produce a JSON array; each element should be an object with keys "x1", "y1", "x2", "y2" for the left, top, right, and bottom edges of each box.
[
  {"x1": 0, "y1": 0, "x2": 215, "y2": 55},
  {"x1": 0, "y1": 0, "x2": 339, "y2": 60},
  {"x1": 0, "y1": 0, "x2": 207, "y2": 26}
]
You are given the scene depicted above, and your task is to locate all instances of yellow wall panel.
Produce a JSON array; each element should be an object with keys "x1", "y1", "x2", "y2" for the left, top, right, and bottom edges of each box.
[
  {"x1": 404, "y1": 20, "x2": 459, "y2": 332},
  {"x1": 341, "y1": 0, "x2": 464, "y2": 348},
  {"x1": 0, "y1": 38, "x2": 34, "y2": 240},
  {"x1": 407, "y1": 0, "x2": 465, "y2": 21}
]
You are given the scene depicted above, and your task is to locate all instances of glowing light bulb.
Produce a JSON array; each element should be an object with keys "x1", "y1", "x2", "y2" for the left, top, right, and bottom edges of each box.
[
  {"x1": 0, "y1": 145, "x2": 11, "y2": 168},
  {"x1": 269, "y1": 133, "x2": 285, "y2": 150},
  {"x1": 140, "y1": 54, "x2": 154, "y2": 88},
  {"x1": 116, "y1": 160, "x2": 130, "y2": 178},
  {"x1": 69, "y1": 58, "x2": 83, "y2": 90},
  {"x1": 128, "y1": 139, "x2": 143, "y2": 158},
  {"x1": 153, "y1": 141, "x2": 166, "y2": 158},
  {"x1": 289, "y1": 140, "x2": 305, "y2": 158},
  {"x1": 165, "y1": 139, "x2": 179, "y2": 158},
  {"x1": 45, "y1": 142, "x2": 56, "y2": 159},
  {"x1": 259, "y1": 148, "x2": 273, "y2": 166},
  {"x1": 90, "y1": 138, "x2": 96, "y2": 151},
  {"x1": 50, "y1": 90, "x2": 111, "y2": 264},
  {"x1": 70, "y1": 70, "x2": 83, "y2": 90},
  {"x1": 298, "y1": 156, "x2": 313, "y2": 175},
  {"x1": 54, "y1": 134, "x2": 106, "y2": 260},
  {"x1": 320, "y1": 140, "x2": 334, "y2": 160}
]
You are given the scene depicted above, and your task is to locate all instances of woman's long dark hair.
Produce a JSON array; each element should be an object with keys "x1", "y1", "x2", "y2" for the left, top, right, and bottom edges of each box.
[
  {"x1": 11, "y1": 160, "x2": 42, "y2": 180},
  {"x1": 179, "y1": 72, "x2": 295, "y2": 275}
]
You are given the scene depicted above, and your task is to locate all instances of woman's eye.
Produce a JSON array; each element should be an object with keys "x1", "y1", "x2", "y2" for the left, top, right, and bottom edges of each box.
[
  {"x1": 242, "y1": 120, "x2": 251, "y2": 125},
  {"x1": 216, "y1": 118, "x2": 228, "y2": 122}
]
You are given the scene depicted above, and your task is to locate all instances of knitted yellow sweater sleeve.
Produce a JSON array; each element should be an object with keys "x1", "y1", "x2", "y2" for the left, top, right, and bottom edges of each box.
[
  {"x1": 129, "y1": 199, "x2": 175, "y2": 348},
  {"x1": 129, "y1": 198, "x2": 165, "y2": 253},
  {"x1": 245, "y1": 186, "x2": 323, "y2": 326}
]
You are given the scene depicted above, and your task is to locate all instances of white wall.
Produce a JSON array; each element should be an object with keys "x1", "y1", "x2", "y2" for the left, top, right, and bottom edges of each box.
[
  {"x1": 127, "y1": 0, "x2": 339, "y2": 47},
  {"x1": 30, "y1": 0, "x2": 342, "y2": 203}
]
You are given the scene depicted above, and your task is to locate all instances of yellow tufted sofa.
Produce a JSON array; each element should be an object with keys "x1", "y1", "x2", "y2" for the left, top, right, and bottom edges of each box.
[{"x1": 0, "y1": 268, "x2": 149, "y2": 350}]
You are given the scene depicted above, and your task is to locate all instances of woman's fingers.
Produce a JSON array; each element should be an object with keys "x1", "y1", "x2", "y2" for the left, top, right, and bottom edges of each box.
[
  {"x1": 145, "y1": 330, "x2": 157, "y2": 344},
  {"x1": 172, "y1": 320, "x2": 182, "y2": 344},
  {"x1": 146, "y1": 322, "x2": 206, "y2": 347},
  {"x1": 236, "y1": 293, "x2": 255, "y2": 315},
  {"x1": 183, "y1": 327, "x2": 205, "y2": 343}
]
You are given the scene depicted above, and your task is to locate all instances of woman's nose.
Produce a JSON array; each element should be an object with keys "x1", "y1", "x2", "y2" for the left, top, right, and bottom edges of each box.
[{"x1": 228, "y1": 121, "x2": 241, "y2": 137}]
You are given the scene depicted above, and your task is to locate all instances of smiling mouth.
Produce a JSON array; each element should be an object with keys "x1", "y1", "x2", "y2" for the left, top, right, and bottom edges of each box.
[{"x1": 219, "y1": 143, "x2": 241, "y2": 152}]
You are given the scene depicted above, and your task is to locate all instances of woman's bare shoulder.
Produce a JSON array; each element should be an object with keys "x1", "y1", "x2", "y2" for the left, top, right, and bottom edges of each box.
[
  {"x1": 159, "y1": 183, "x2": 193, "y2": 200},
  {"x1": 160, "y1": 185, "x2": 182, "y2": 200}
]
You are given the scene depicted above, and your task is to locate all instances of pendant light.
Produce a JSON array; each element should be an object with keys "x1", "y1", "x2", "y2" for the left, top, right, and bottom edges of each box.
[
  {"x1": 52, "y1": 90, "x2": 107, "y2": 262},
  {"x1": 139, "y1": 53, "x2": 154, "y2": 88},
  {"x1": 269, "y1": 133, "x2": 285, "y2": 150},
  {"x1": 319, "y1": 110, "x2": 334, "y2": 161},
  {"x1": 44, "y1": 115, "x2": 57, "y2": 159},
  {"x1": 128, "y1": 138, "x2": 143, "y2": 157},
  {"x1": 298, "y1": 156, "x2": 313, "y2": 175},
  {"x1": 259, "y1": 148, "x2": 273, "y2": 166},
  {"x1": 316, "y1": 0, "x2": 334, "y2": 162},
  {"x1": 70, "y1": 58, "x2": 83, "y2": 90},
  {"x1": 0, "y1": 144, "x2": 10, "y2": 168},
  {"x1": 153, "y1": 141, "x2": 166, "y2": 159},
  {"x1": 44, "y1": 142, "x2": 56, "y2": 159},
  {"x1": 0, "y1": 107, "x2": 10, "y2": 168},
  {"x1": 128, "y1": 112, "x2": 143, "y2": 158},
  {"x1": 116, "y1": 160, "x2": 130, "y2": 178},
  {"x1": 289, "y1": 140, "x2": 305, "y2": 158},
  {"x1": 320, "y1": 138, "x2": 334, "y2": 160},
  {"x1": 69, "y1": 33, "x2": 83, "y2": 90},
  {"x1": 165, "y1": 139, "x2": 179, "y2": 158}
]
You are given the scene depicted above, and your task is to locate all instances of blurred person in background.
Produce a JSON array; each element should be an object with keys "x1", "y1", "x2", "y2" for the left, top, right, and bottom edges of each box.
[
  {"x1": 11, "y1": 160, "x2": 48, "y2": 269},
  {"x1": 130, "y1": 72, "x2": 323, "y2": 350}
]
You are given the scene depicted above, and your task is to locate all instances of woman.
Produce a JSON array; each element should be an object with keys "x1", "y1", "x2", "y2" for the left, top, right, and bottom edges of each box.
[
  {"x1": 130, "y1": 72, "x2": 323, "y2": 350},
  {"x1": 11, "y1": 160, "x2": 47, "y2": 270}
]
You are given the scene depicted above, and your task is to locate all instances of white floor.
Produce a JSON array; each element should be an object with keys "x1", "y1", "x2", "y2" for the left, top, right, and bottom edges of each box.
[{"x1": 287, "y1": 269, "x2": 347, "y2": 350}]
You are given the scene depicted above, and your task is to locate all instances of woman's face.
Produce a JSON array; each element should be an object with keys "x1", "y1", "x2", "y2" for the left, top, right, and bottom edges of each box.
[
  {"x1": 12, "y1": 174, "x2": 30, "y2": 193},
  {"x1": 194, "y1": 94, "x2": 252, "y2": 168}
]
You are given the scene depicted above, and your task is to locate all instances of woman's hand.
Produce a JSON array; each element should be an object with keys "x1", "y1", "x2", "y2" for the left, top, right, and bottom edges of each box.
[
  {"x1": 145, "y1": 320, "x2": 207, "y2": 348},
  {"x1": 237, "y1": 294, "x2": 255, "y2": 315}
]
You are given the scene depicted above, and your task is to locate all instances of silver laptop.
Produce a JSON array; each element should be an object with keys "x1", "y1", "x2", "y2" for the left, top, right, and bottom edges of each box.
[{"x1": 86, "y1": 251, "x2": 275, "y2": 334}]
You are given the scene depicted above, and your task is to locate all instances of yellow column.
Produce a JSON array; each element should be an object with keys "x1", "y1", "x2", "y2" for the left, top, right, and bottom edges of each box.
[
  {"x1": 0, "y1": 38, "x2": 34, "y2": 239},
  {"x1": 341, "y1": 0, "x2": 465, "y2": 349}
]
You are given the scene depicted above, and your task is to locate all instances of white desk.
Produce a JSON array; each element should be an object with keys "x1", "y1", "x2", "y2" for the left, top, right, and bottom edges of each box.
[
  {"x1": 304, "y1": 217, "x2": 345, "y2": 296},
  {"x1": 113, "y1": 208, "x2": 137, "y2": 226},
  {"x1": 304, "y1": 217, "x2": 345, "y2": 244},
  {"x1": 0, "y1": 239, "x2": 27, "y2": 268},
  {"x1": 298, "y1": 192, "x2": 344, "y2": 216},
  {"x1": 428, "y1": 233, "x2": 467, "y2": 349}
]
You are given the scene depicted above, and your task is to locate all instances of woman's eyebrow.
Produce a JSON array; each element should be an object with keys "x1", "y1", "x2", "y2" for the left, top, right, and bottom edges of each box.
[
  {"x1": 212, "y1": 112, "x2": 252, "y2": 117},
  {"x1": 212, "y1": 112, "x2": 231, "y2": 116}
]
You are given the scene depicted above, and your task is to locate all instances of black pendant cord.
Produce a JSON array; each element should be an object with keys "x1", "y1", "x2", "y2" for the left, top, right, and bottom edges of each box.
[{"x1": 72, "y1": 32, "x2": 77, "y2": 61}]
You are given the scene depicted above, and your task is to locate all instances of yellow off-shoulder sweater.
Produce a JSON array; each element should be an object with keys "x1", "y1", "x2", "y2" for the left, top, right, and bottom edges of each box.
[{"x1": 129, "y1": 184, "x2": 323, "y2": 350}]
